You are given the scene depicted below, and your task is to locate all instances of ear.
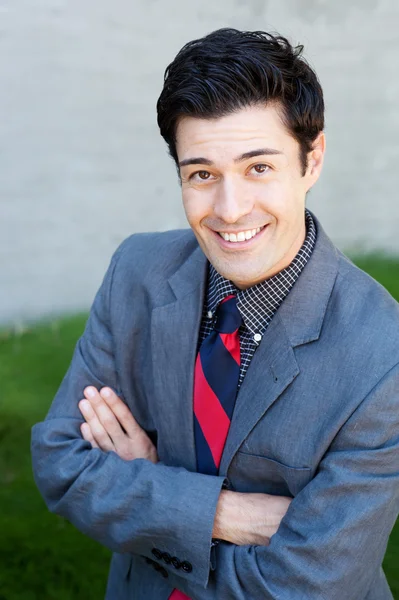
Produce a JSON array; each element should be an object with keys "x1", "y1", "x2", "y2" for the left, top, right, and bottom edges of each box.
[{"x1": 305, "y1": 132, "x2": 326, "y2": 189}]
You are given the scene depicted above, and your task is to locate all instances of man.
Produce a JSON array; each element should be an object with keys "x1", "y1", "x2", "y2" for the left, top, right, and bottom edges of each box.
[{"x1": 31, "y1": 28, "x2": 399, "y2": 599}]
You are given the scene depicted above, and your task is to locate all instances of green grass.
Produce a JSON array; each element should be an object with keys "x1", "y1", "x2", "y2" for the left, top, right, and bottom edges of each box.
[
  {"x1": 352, "y1": 253, "x2": 399, "y2": 300},
  {"x1": 1, "y1": 256, "x2": 399, "y2": 599},
  {"x1": 0, "y1": 315, "x2": 111, "y2": 599}
]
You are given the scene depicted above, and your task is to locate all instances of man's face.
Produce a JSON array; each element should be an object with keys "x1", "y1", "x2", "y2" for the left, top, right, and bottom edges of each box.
[{"x1": 176, "y1": 104, "x2": 325, "y2": 289}]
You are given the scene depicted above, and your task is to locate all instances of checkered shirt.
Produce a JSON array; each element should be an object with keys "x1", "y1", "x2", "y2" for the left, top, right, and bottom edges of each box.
[{"x1": 198, "y1": 210, "x2": 317, "y2": 388}]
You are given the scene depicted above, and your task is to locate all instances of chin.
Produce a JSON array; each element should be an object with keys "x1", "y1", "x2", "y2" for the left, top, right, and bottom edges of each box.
[
  {"x1": 233, "y1": 276, "x2": 264, "y2": 289},
  {"x1": 218, "y1": 268, "x2": 263, "y2": 289}
]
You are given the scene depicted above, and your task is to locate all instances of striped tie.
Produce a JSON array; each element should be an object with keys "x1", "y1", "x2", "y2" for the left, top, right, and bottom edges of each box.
[
  {"x1": 169, "y1": 295, "x2": 241, "y2": 599},
  {"x1": 193, "y1": 294, "x2": 242, "y2": 474}
]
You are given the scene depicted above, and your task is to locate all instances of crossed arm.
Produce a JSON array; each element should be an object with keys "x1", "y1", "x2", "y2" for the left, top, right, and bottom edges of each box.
[
  {"x1": 78, "y1": 379, "x2": 399, "y2": 599},
  {"x1": 33, "y1": 369, "x2": 399, "y2": 599},
  {"x1": 34, "y1": 366, "x2": 399, "y2": 600},
  {"x1": 78, "y1": 385, "x2": 292, "y2": 547}
]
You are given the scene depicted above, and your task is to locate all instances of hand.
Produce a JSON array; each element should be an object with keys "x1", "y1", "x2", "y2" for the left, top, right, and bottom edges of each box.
[
  {"x1": 213, "y1": 490, "x2": 292, "y2": 546},
  {"x1": 78, "y1": 386, "x2": 158, "y2": 463}
]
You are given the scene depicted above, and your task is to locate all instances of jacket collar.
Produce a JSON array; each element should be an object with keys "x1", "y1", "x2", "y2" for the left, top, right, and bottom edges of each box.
[{"x1": 276, "y1": 213, "x2": 339, "y2": 347}]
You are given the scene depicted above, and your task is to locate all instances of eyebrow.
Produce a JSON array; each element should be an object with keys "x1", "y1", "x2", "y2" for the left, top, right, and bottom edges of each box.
[{"x1": 178, "y1": 148, "x2": 284, "y2": 168}]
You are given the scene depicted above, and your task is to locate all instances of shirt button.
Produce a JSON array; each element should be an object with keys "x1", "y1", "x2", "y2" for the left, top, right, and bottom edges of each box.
[
  {"x1": 207, "y1": 310, "x2": 213, "y2": 319},
  {"x1": 253, "y1": 333, "x2": 262, "y2": 343}
]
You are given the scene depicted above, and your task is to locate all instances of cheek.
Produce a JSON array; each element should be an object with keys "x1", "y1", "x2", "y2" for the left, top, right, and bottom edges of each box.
[
  {"x1": 182, "y1": 190, "x2": 211, "y2": 226},
  {"x1": 256, "y1": 179, "x2": 304, "y2": 216},
  {"x1": 255, "y1": 180, "x2": 290, "y2": 213},
  {"x1": 182, "y1": 191, "x2": 196, "y2": 222}
]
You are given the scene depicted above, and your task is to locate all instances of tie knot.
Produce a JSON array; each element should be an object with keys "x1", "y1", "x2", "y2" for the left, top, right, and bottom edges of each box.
[{"x1": 214, "y1": 295, "x2": 242, "y2": 333}]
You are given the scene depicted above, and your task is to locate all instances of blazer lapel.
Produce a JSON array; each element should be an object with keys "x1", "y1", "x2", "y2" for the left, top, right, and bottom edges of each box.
[
  {"x1": 220, "y1": 215, "x2": 340, "y2": 476},
  {"x1": 219, "y1": 313, "x2": 299, "y2": 476},
  {"x1": 150, "y1": 244, "x2": 207, "y2": 473}
]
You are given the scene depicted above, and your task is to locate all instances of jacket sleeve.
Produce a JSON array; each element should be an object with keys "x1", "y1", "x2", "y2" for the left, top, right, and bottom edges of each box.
[
  {"x1": 169, "y1": 363, "x2": 399, "y2": 599},
  {"x1": 31, "y1": 244, "x2": 225, "y2": 589}
]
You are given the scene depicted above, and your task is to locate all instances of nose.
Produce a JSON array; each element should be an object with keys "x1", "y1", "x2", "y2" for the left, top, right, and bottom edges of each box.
[{"x1": 213, "y1": 177, "x2": 253, "y2": 224}]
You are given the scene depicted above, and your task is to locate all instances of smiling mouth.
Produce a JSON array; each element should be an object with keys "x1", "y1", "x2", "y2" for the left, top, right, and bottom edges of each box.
[{"x1": 217, "y1": 225, "x2": 266, "y2": 243}]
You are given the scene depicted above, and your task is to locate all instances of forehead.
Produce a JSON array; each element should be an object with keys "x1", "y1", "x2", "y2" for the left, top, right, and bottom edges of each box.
[{"x1": 175, "y1": 104, "x2": 297, "y2": 162}]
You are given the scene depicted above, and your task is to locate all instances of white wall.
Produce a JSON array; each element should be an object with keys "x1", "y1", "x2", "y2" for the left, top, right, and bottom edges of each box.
[{"x1": 1, "y1": 0, "x2": 398, "y2": 324}]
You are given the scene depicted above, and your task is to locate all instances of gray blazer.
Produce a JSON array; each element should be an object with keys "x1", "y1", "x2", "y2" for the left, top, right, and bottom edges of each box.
[{"x1": 31, "y1": 215, "x2": 399, "y2": 599}]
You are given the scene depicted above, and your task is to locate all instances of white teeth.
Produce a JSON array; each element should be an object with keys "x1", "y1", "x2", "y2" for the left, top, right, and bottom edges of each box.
[{"x1": 219, "y1": 226, "x2": 264, "y2": 243}]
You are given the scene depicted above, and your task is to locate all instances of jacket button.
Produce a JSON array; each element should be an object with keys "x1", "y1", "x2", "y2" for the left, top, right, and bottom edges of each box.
[
  {"x1": 171, "y1": 557, "x2": 181, "y2": 569},
  {"x1": 181, "y1": 561, "x2": 193, "y2": 573},
  {"x1": 160, "y1": 566, "x2": 169, "y2": 578},
  {"x1": 162, "y1": 552, "x2": 172, "y2": 564},
  {"x1": 151, "y1": 548, "x2": 162, "y2": 560}
]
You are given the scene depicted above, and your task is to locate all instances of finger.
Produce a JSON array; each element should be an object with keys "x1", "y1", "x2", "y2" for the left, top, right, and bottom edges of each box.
[
  {"x1": 99, "y1": 387, "x2": 142, "y2": 439},
  {"x1": 79, "y1": 399, "x2": 115, "y2": 452},
  {"x1": 80, "y1": 422, "x2": 100, "y2": 449},
  {"x1": 83, "y1": 387, "x2": 126, "y2": 445}
]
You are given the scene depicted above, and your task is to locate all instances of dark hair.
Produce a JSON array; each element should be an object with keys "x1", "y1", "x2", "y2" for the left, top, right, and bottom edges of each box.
[{"x1": 157, "y1": 28, "x2": 324, "y2": 175}]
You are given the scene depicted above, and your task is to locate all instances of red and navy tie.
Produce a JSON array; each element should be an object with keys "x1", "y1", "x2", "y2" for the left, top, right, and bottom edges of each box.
[
  {"x1": 169, "y1": 295, "x2": 242, "y2": 599},
  {"x1": 193, "y1": 294, "x2": 242, "y2": 474}
]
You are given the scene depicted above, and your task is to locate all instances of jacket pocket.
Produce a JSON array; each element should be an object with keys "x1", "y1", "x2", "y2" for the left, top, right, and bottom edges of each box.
[{"x1": 230, "y1": 451, "x2": 312, "y2": 497}]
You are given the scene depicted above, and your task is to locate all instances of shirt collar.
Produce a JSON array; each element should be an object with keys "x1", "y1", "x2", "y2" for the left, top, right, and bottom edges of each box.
[{"x1": 206, "y1": 210, "x2": 317, "y2": 335}]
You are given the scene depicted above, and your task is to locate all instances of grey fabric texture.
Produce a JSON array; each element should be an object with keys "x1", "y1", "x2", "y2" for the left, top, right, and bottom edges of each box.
[{"x1": 31, "y1": 213, "x2": 399, "y2": 599}]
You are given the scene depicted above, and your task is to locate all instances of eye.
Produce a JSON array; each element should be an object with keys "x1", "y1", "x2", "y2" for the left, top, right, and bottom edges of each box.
[
  {"x1": 189, "y1": 170, "x2": 213, "y2": 182},
  {"x1": 251, "y1": 164, "x2": 269, "y2": 175},
  {"x1": 192, "y1": 170, "x2": 211, "y2": 180}
]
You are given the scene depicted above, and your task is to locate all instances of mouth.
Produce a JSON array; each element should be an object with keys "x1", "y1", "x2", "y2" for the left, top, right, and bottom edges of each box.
[{"x1": 213, "y1": 224, "x2": 268, "y2": 248}]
